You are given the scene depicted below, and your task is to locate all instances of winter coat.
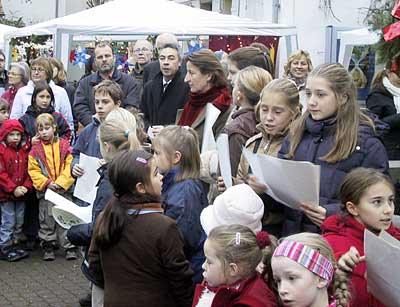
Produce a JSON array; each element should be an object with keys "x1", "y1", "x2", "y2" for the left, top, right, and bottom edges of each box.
[
  {"x1": 322, "y1": 215, "x2": 400, "y2": 307},
  {"x1": 67, "y1": 163, "x2": 112, "y2": 286},
  {"x1": 141, "y1": 70, "x2": 189, "y2": 129},
  {"x1": 278, "y1": 116, "x2": 389, "y2": 235},
  {"x1": 73, "y1": 70, "x2": 141, "y2": 126},
  {"x1": 1, "y1": 83, "x2": 24, "y2": 111},
  {"x1": 192, "y1": 273, "x2": 278, "y2": 307},
  {"x1": 366, "y1": 88, "x2": 400, "y2": 160},
  {"x1": 162, "y1": 167, "x2": 208, "y2": 283},
  {"x1": 222, "y1": 107, "x2": 258, "y2": 177},
  {"x1": 0, "y1": 119, "x2": 32, "y2": 201},
  {"x1": 71, "y1": 116, "x2": 102, "y2": 172},
  {"x1": 10, "y1": 80, "x2": 74, "y2": 133},
  {"x1": 19, "y1": 104, "x2": 71, "y2": 143},
  {"x1": 28, "y1": 138, "x2": 74, "y2": 192},
  {"x1": 88, "y1": 202, "x2": 194, "y2": 307}
]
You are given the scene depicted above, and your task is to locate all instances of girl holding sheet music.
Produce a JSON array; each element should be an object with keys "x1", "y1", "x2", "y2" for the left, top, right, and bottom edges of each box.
[
  {"x1": 322, "y1": 167, "x2": 400, "y2": 307},
  {"x1": 278, "y1": 63, "x2": 389, "y2": 235},
  {"x1": 218, "y1": 78, "x2": 301, "y2": 237}
]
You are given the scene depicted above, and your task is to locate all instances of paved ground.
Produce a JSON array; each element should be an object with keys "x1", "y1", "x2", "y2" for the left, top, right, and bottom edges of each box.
[{"x1": 0, "y1": 247, "x2": 89, "y2": 307}]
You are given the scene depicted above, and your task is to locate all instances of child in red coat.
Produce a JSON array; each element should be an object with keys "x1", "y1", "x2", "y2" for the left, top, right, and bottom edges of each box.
[
  {"x1": 0, "y1": 119, "x2": 32, "y2": 261},
  {"x1": 322, "y1": 167, "x2": 400, "y2": 307},
  {"x1": 192, "y1": 224, "x2": 278, "y2": 307}
]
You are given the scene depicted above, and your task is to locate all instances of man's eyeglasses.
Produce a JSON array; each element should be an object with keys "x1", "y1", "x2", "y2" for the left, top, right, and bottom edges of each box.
[
  {"x1": 31, "y1": 67, "x2": 46, "y2": 73},
  {"x1": 134, "y1": 47, "x2": 152, "y2": 53}
]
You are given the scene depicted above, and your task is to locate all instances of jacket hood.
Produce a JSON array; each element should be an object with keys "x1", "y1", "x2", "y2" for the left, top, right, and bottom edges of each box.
[
  {"x1": 321, "y1": 214, "x2": 400, "y2": 240},
  {"x1": 0, "y1": 119, "x2": 25, "y2": 141}
]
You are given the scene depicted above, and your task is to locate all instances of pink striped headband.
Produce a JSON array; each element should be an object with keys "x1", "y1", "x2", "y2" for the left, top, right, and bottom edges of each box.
[{"x1": 273, "y1": 240, "x2": 334, "y2": 282}]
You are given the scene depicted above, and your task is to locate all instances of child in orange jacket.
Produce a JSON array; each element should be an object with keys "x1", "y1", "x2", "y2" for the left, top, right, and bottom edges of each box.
[{"x1": 28, "y1": 113, "x2": 76, "y2": 261}]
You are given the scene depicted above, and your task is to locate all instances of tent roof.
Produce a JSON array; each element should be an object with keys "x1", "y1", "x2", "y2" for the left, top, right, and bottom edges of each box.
[{"x1": 5, "y1": 0, "x2": 296, "y2": 38}]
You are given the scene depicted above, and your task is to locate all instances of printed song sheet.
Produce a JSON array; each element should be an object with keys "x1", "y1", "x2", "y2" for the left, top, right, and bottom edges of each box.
[
  {"x1": 201, "y1": 103, "x2": 221, "y2": 153},
  {"x1": 73, "y1": 153, "x2": 100, "y2": 204},
  {"x1": 243, "y1": 149, "x2": 320, "y2": 209},
  {"x1": 216, "y1": 133, "x2": 232, "y2": 188},
  {"x1": 364, "y1": 230, "x2": 400, "y2": 307},
  {"x1": 45, "y1": 189, "x2": 92, "y2": 229}
]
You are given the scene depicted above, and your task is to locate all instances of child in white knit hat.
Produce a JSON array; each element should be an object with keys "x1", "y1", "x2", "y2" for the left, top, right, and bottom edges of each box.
[{"x1": 200, "y1": 184, "x2": 264, "y2": 236}]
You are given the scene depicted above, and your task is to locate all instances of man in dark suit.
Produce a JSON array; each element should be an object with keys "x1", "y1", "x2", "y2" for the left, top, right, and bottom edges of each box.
[{"x1": 140, "y1": 43, "x2": 189, "y2": 129}]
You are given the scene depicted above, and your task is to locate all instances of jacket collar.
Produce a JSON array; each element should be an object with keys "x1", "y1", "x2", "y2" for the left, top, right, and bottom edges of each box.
[
  {"x1": 90, "y1": 69, "x2": 122, "y2": 85},
  {"x1": 161, "y1": 167, "x2": 179, "y2": 193},
  {"x1": 305, "y1": 115, "x2": 336, "y2": 137},
  {"x1": 231, "y1": 107, "x2": 254, "y2": 120}
]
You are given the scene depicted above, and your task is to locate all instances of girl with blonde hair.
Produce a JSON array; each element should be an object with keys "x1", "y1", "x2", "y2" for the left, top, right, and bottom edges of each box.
[
  {"x1": 272, "y1": 232, "x2": 350, "y2": 307},
  {"x1": 192, "y1": 224, "x2": 279, "y2": 306},
  {"x1": 222, "y1": 66, "x2": 273, "y2": 176},
  {"x1": 153, "y1": 125, "x2": 208, "y2": 283},
  {"x1": 278, "y1": 63, "x2": 388, "y2": 235}
]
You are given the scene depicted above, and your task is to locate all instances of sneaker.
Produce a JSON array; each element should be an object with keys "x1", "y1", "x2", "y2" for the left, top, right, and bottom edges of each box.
[
  {"x1": 79, "y1": 293, "x2": 92, "y2": 307},
  {"x1": 65, "y1": 248, "x2": 78, "y2": 261},
  {"x1": 42, "y1": 244, "x2": 55, "y2": 261}
]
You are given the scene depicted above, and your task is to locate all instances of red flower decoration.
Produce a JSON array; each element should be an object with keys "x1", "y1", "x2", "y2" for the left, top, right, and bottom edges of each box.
[{"x1": 256, "y1": 231, "x2": 271, "y2": 249}]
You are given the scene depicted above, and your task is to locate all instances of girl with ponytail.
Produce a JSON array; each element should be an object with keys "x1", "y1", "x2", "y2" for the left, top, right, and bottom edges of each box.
[
  {"x1": 192, "y1": 224, "x2": 279, "y2": 307},
  {"x1": 89, "y1": 150, "x2": 194, "y2": 307}
]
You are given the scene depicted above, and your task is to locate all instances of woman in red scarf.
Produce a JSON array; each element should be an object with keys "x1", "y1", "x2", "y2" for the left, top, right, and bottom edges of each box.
[
  {"x1": 177, "y1": 49, "x2": 232, "y2": 147},
  {"x1": 1, "y1": 62, "x2": 30, "y2": 111}
]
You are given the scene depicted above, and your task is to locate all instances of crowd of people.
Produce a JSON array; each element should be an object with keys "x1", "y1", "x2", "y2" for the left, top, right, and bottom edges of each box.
[{"x1": 0, "y1": 32, "x2": 399, "y2": 307}]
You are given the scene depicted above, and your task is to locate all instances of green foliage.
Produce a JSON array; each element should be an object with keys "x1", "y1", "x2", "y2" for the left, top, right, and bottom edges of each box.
[
  {"x1": 0, "y1": 16, "x2": 25, "y2": 28},
  {"x1": 363, "y1": 0, "x2": 400, "y2": 65}
]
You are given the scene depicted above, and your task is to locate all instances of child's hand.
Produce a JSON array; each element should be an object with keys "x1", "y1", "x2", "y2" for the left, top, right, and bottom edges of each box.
[
  {"x1": 217, "y1": 176, "x2": 226, "y2": 192},
  {"x1": 247, "y1": 175, "x2": 268, "y2": 194},
  {"x1": 13, "y1": 186, "x2": 25, "y2": 198},
  {"x1": 72, "y1": 164, "x2": 85, "y2": 177},
  {"x1": 31, "y1": 134, "x2": 40, "y2": 145},
  {"x1": 300, "y1": 203, "x2": 327, "y2": 226},
  {"x1": 338, "y1": 246, "x2": 365, "y2": 273},
  {"x1": 20, "y1": 186, "x2": 28, "y2": 194},
  {"x1": 48, "y1": 182, "x2": 62, "y2": 192},
  {"x1": 98, "y1": 159, "x2": 106, "y2": 168}
]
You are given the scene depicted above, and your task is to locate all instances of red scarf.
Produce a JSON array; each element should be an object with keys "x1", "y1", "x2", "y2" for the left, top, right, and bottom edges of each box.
[{"x1": 178, "y1": 86, "x2": 231, "y2": 126}]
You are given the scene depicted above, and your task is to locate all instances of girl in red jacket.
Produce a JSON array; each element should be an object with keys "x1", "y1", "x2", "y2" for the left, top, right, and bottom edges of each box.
[
  {"x1": 0, "y1": 119, "x2": 32, "y2": 261},
  {"x1": 192, "y1": 224, "x2": 279, "y2": 307},
  {"x1": 271, "y1": 233, "x2": 350, "y2": 307},
  {"x1": 321, "y1": 167, "x2": 400, "y2": 307}
]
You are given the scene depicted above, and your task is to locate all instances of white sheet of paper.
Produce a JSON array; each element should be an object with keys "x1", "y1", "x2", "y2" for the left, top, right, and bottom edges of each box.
[
  {"x1": 243, "y1": 149, "x2": 320, "y2": 209},
  {"x1": 364, "y1": 230, "x2": 400, "y2": 307},
  {"x1": 216, "y1": 133, "x2": 232, "y2": 188},
  {"x1": 45, "y1": 189, "x2": 92, "y2": 229},
  {"x1": 201, "y1": 103, "x2": 221, "y2": 153},
  {"x1": 73, "y1": 153, "x2": 101, "y2": 205}
]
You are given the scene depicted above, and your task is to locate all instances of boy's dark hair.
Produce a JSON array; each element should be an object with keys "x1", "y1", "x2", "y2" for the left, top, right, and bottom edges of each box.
[
  {"x1": 31, "y1": 82, "x2": 55, "y2": 108},
  {"x1": 93, "y1": 80, "x2": 123, "y2": 103}
]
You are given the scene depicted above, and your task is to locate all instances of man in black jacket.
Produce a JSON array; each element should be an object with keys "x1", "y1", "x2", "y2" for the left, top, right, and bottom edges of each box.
[
  {"x1": 141, "y1": 43, "x2": 189, "y2": 129},
  {"x1": 73, "y1": 42, "x2": 141, "y2": 126}
]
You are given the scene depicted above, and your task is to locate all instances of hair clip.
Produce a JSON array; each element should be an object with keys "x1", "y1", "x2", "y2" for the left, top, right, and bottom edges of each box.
[
  {"x1": 124, "y1": 129, "x2": 130, "y2": 138},
  {"x1": 235, "y1": 232, "x2": 241, "y2": 246},
  {"x1": 256, "y1": 231, "x2": 271, "y2": 249},
  {"x1": 182, "y1": 126, "x2": 190, "y2": 130},
  {"x1": 136, "y1": 157, "x2": 148, "y2": 164}
]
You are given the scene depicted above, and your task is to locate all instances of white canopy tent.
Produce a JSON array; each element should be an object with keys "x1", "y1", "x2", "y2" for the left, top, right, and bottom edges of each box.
[
  {"x1": 338, "y1": 28, "x2": 380, "y2": 69},
  {"x1": 5, "y1": 0, "x2": 297, "y2": 70},
  {"x1": 0, "y1": 24, "x2": 16, "y2": 50}
]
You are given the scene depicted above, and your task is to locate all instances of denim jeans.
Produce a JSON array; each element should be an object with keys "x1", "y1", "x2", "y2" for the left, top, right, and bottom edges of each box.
[{"x1": 0, "y1": 201, "x2": 26, "y2": 246}]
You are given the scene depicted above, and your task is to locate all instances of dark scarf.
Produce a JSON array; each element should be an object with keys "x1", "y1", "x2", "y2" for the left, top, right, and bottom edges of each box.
[
  {"x1": 117, "y1": 192, "x2": 161, "y2": 205},
  {"x1": 178, "y1": 86, "x2": 231, "y2": 126},
  {"x1": 26, "y1": 104, "x2": 55, "y2": 117}
]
